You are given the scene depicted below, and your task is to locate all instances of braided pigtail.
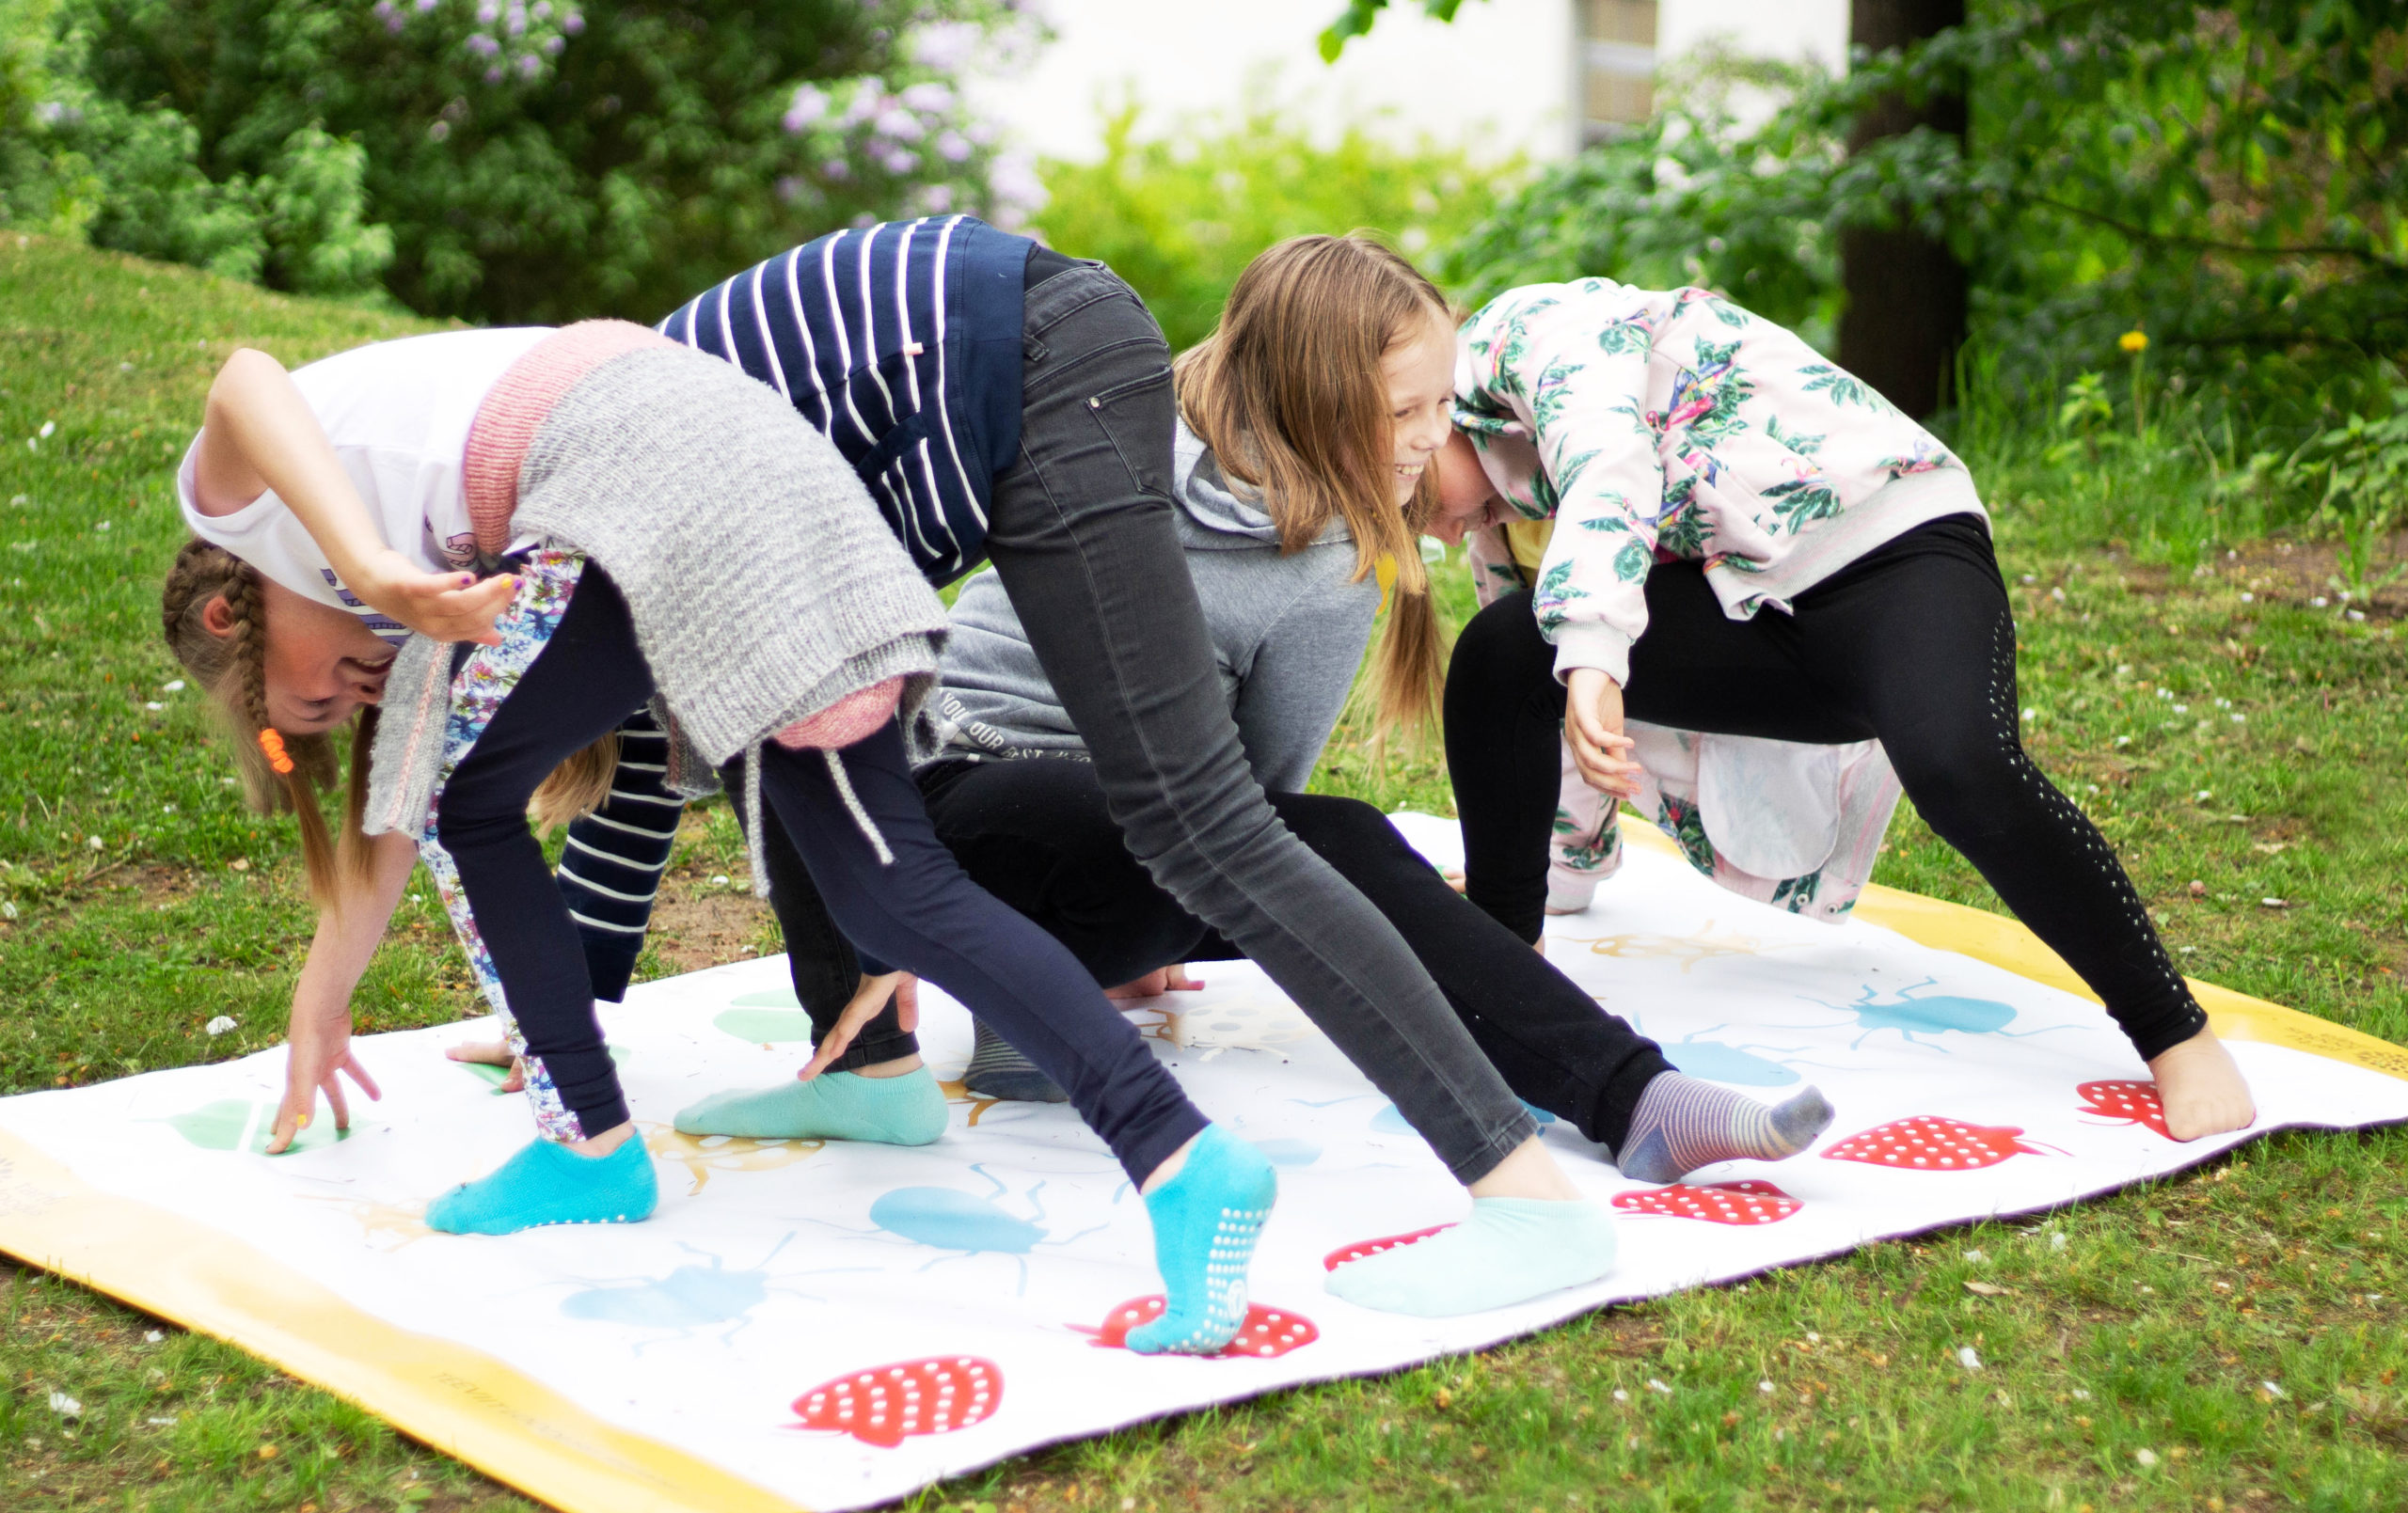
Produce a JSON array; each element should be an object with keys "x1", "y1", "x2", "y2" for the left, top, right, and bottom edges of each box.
[{"x1": 161, "y1": 537, "x2": 374, "y2": 905}]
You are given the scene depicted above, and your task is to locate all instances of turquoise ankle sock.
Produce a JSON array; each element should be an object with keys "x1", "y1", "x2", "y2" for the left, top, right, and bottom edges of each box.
[
  {"x1": 1616, "y1": 1076, "x2": 1834, "y2": 1185},
  {"x1": 673, "y1": 1066, "x2": 946, "y2": 1145},
  {"x1": 424, "y1": 1135, "x2": 657, "y2": 1237},
  {"x1": 1324, "y1": 1197, "x2": 1616, "y2": 1317},
  {"x1": 1127, "y1": 1127, "x2": 1277, "y2": 1356}
]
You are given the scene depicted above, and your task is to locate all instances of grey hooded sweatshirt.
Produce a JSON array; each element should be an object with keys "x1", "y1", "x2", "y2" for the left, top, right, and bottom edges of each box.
[{"x1": 928, "y1": 421, "x2": 1380, "y2": 793}]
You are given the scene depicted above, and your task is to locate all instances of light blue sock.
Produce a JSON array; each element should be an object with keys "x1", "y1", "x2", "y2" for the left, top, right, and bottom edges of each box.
[
  {"x1": 1126, "y1": 1127, "x2": 1277, "y2": 1356},
  {"x1": 1616, "y1": 1076, "x2": 1834, "y2": 1185},
  {"x1": 1324, "y1": 1197, "x2": 1616, "y2": 1317},
  {"x1": 673, "y1": 1066, "x2": 946, "y2": 1145},
  {"x1": 424, "y1": 1135, "x2": 658, "y2": 1237}
]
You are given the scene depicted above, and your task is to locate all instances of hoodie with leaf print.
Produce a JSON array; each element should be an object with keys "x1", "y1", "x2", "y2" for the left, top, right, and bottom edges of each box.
[{"x1": 1453, "y1": 278, "x2": 1984, "y2": 686}]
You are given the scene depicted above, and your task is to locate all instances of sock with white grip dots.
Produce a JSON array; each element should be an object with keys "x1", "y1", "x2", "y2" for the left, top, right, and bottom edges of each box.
[
  {"x1": 1126, "y1": 1127, "x2": 1278, "y2": 1355},
  {"x1": 424, "y1": 1135, "x2": 657, "y2": 1236},
  {"x1": 1613, "y1": 1074, "x2": 1834, "y2": 1185},
  {"x1": 1323, "y1": 1197, "x2": 1618, "y2": 1317}
]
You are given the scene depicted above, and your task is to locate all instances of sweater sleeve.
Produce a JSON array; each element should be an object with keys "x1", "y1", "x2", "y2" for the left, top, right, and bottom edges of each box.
[
  {"x1": 1464, "y1": 286, "x2": 1666, "y2": 687},
  {"x1": 1228, "y1": 554, "x2": 1378, "y2": 796}
]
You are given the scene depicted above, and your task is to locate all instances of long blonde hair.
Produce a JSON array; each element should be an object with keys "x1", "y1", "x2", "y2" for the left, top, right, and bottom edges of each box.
[
  {"x1": 1173, "y1": 232, "x2": 1450, "y2": 736},
  {"x1": 160, "y1": 538, "x2": 615, "y2": 904}
]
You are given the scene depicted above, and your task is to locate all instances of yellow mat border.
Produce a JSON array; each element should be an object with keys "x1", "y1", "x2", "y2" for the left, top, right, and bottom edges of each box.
[
  {"x1": 0, "y1": 1128, "x2": 803, "y2": 1513},
  {"x1": 2, "y1": 826, "x2": 2400, "y2": 1513},
  {"x1": 1615, "y1": 814, "x2": 2408, "y2": 1082}
]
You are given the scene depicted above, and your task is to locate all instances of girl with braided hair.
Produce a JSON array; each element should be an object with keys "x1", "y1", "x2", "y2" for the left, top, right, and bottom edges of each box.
[{"x1": 160, "y1": 323, "x2": 1281, "y2": 1356}]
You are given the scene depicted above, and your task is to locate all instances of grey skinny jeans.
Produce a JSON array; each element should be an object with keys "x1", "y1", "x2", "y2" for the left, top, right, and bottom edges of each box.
[
  {"x1": 979, "y1": 265, "x2": 1535, "y2": 1182},
  {"x1": 562, "y1": 262, "x2": 1537, "y2": 1182}
]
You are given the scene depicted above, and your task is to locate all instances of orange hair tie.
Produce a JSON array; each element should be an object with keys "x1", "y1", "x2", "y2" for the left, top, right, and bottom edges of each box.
[{"x1": 257, "y1": 728, "x2": 295, "y2": 776}]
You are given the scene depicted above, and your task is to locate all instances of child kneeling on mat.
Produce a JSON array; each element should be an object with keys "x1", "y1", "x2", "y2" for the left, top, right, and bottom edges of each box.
[{"x1": 157, "y1": 322, "x2": 1275, "y2": 1355}]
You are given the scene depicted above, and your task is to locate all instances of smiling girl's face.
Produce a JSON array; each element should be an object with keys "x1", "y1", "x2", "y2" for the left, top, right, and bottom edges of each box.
[
  {"x1": 203, "y1": 579, "x2": 394, "y2": 734},
  {"x1": 1382, "y1": 308, "x2": 1457, "y2": 508}
]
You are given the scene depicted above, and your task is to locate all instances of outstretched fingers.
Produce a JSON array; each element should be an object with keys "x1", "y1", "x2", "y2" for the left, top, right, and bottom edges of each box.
[{"x1": 799, "y1": 971, "x2": 908, "y2": 1081}]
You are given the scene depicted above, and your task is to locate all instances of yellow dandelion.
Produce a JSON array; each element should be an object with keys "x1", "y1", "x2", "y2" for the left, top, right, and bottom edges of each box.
[{"x1": 2119, "y1": 330, "x2": 2148, "y2": 355}]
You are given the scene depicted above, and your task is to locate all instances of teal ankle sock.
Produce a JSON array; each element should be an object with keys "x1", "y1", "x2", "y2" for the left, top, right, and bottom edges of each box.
[
  {"x1": 1127, "y1": 1127, "x2": 1277, "y2": 1356},
  {"x1": 1324, "y1": 1197, "x2": 1616, "y2": 1317},
  {"x1": 424, "y1": 1135, "x2": 657, "y2": 1237},
  {"x1": 673, "y1": 1066, "x2": 946, "y2": 1145},
  {"x1": 1616, "y1": 1075, "x2": 1834, "y2": 1184}
]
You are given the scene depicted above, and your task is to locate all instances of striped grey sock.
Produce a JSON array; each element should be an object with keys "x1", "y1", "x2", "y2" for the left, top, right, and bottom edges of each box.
[
  {"x1": 1615, "y1": 1074, "x2": 1833, "y2": 1184},
  {"x1": 961, "y1": 1018, "x2": 1068, "y2": 1103}
]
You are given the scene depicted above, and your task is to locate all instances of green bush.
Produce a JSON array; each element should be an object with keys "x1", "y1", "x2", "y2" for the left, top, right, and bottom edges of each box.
[
  {"x1": 1029, "y1": 96, "x2": 1519, "y2": 352},
  {"x1": 1437, "y1": 2, "x2": 2408, "y2": 452},
  {"x1": 6, "y1": 0, "x2": 1035, "y2": 321}
]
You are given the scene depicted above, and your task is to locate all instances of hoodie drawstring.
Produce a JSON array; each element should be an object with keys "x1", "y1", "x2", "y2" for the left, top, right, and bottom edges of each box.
[{"x1": 741, "y1": 737, "x2": 895, "y2": 899}]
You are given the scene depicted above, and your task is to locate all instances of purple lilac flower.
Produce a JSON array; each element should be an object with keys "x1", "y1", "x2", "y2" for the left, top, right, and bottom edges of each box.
[
  {"x1": 466, "y1": 32, "x2": 500, "y2": 55},
  {"x1": 783, "y1": 84, "x2": 830, "y2": 134},
  {"x1": 934, "y1": 130, "x2": 972, "y2": 163},
  {"x1": 898, "y1": 82, "x2": 953, "y2": 113},
  {"x1": 872, "y1": 107, "x2": 926, "y2": 141},
  {"x1": 821, "y1": 158, "x2": 852, "y2": 181},
  {"x1": 879, "y1": 147, "x2": 919, "y2": 175},
  {"x1": 911, "y1": 22, "x2": 978, "y2": 72},
  {"x1": 516, "y1": 52, "x2": 542, "y2": 77}
]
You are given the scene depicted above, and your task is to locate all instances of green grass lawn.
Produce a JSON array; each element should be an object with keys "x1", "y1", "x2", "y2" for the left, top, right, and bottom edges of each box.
[{"x1": 2, "y1": 232, "x2": 2404, "y2": 1512}]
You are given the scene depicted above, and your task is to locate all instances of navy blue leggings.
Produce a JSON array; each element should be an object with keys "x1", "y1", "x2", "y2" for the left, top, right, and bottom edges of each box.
[{"x1": 436, "y1": 564, "x2": 1207, "y2": 1180}]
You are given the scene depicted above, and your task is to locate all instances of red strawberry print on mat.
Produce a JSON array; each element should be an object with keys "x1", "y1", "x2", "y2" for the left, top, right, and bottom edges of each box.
[
  {"x1": 1823, "y1": 1115, "x2": 2062, "y2": 1171},
  {"x1": 1070, "y1": 1297, "x2": 1320, "y2": 1360},
  {"x1": 791, "y1": 1356, "x2": 1000, "y2": 1447},
  {"x1": 2076, "y1": 1080, "x2": 2172, "y2": 1139},
  {"x1": 1322, "y1": 1223, "x2": 1453, "y2": 1271},
  {"x1": 1612, "y1": 1179, "x2": 1801, "y2": 1225}
]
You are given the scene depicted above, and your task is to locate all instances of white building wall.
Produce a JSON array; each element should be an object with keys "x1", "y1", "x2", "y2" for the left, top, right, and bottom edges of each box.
[{"x1": 967, "y1": 0, "x2": 1850, "y2": 166}]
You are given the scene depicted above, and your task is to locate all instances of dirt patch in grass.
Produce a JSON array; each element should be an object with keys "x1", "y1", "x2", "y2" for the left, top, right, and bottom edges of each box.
[
  {"x1": 2100, "y1": 532, "x2": 2408, "y2": 619},
  {"x1": 642, "y1": 874, "x2": 775, "y2": 977}
]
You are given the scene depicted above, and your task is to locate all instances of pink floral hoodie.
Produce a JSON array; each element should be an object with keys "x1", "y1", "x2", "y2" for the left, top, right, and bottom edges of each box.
[{"x1": 1453, "y1": 278, "x2": 1983, "y2": 686}]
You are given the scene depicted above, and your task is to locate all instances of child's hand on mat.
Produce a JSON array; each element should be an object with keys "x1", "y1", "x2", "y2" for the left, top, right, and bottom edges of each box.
[
  {"x1": 798, "y1": 971, "x2": 915, "y2": 1080},
  {"x1": 445, "y1": 1039, "x2": 526, "y2": 1093},
  {"x1": 1105, "y1": 964, "x2": 1205, "y2": 1000},
  {"x1": 354, "y1": 546, "x2": 517, "y2": 646},
  {"x1": 1439, "y1": 866, "x2": 1467, "y2": 894},
  {"x1": 1565, "y1": 668, "x2": 1641, "y2": 799},
  {"x1": 269, "y1": 1008, "x2": 382, "y2": 1154}
]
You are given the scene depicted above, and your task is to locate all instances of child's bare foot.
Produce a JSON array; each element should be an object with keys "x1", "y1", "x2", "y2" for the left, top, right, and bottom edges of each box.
[
  {"x1": 2146, "y1": 1029, "x2": 2257, "y2": 1141},
  {"x1": 447, "y1": 1039, "x2": 524, "y2": 1093}
]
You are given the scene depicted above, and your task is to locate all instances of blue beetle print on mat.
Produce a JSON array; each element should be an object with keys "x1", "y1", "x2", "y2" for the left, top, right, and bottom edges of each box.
[
  {"x1": 1797, "y1": 977, "x2": 2077, "y2": 1050},
  {"x1": 849, "y1": 1164, "x2": 1114, "y2": 1295},
  {"x1": 557, "y1": 1235, "x2": 834, "y2": 1351}
]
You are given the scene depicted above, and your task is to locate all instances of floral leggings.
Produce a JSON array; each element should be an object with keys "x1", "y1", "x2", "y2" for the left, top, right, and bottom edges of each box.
[{"x1": 419, "y1": 548, "x2": 595, "y2": 1141}]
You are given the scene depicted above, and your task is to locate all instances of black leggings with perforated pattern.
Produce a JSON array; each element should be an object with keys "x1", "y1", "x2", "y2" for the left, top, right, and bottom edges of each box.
[{"x1": 1446, "y1": 512, "x2": 2210, "y2": 1062}]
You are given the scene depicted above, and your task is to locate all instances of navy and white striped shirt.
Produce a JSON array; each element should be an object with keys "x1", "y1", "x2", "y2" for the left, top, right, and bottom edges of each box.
[{"x1": 656, "y1": 214, "x2": 1031, "y2": 586}]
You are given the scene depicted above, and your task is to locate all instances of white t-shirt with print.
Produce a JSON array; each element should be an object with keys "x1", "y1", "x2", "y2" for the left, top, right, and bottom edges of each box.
[{"x1": 177, "y1": 326, "x2": 552, "y2": 644}]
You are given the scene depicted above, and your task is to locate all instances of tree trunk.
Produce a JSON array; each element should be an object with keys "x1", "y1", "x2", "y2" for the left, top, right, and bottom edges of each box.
[{"x1": 1837, "y1": 0, "x2": 1967, "y2": 419}]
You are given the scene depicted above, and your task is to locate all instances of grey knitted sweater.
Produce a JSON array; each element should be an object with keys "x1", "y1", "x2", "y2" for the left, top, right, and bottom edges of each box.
[
  {"x1": 931, "y1": 421, "x2": 1378, "y2": 793},
  {"x1": 368, "y1": 343, "x2": 947, "y2": 846}
]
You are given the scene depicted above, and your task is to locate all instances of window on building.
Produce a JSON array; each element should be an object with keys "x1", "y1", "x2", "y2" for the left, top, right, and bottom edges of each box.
[{"x1": 1579, "y1": 0, "x2": 1658, "y2": 138}]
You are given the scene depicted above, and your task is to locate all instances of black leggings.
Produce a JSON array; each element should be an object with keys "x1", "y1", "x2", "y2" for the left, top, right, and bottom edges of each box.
[
  {"x1": 1443, "y1": 513, "x2": 2207, "y2": 1062},
  {"x1": 435, "y1": 566, "x2": 1207, "y2": 1180},
  {"x1": 910, "y1": 757, "x2": 1677, "y2": 1152}
]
